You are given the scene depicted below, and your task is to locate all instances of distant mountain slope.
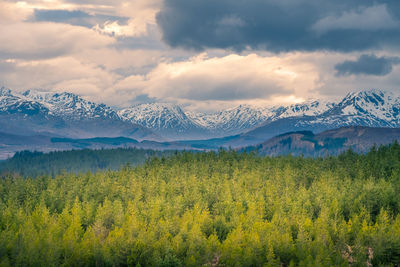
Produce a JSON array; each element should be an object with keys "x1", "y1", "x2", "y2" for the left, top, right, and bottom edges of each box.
[
  {"x1": 0, "y1": 133, "x2": 197, "y2": 160},
  {"x1": 119, "y1": 103, "x2": 281, "y2": 139},
  {"x1": 118, "y1": 103, "x2": 208, "y2": 140},
  {"x1": 22, "y1": 90, "x2": 120, "y2": 120},
  {"x1": 188, "y1": 105, "x2": 276, "y2": 136},
  {"x1": 0, "y1": 131, "x2": 65, "y2": 160},
  {"x1": 253, "y1": 126, "x2": 400, "y2": 157},
  {"x1": 0, "y1": 87, "x2": 156, "y2": 140},
  {"x1": 116, "y1": 98, "x2": 345, "y2": 140}
]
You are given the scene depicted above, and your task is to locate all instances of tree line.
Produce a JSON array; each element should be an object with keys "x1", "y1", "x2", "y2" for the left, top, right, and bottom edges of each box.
[{"x1": 0, "y1": 148, "x2": 174, "y2": 177}]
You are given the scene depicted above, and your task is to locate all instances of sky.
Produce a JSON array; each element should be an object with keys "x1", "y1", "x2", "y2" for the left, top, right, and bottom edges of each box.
[{"x1": 0, "y1": 0, "x2": 399, "y2": 112}]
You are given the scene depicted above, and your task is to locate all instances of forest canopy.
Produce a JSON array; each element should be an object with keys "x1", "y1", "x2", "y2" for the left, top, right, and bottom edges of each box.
[{"x1": 1, "y1": 144, "x2": 400, "y2": 266}]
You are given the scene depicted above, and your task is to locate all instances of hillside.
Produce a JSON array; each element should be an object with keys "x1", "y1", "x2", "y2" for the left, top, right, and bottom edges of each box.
[{"x1": 253, "y1": 126, "x2": 400, "y2": 156}]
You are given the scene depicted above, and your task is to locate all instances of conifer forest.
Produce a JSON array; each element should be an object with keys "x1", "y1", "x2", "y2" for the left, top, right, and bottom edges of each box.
[{"x1": 1, "y1": 145, "x2": 400, "y2": 266}]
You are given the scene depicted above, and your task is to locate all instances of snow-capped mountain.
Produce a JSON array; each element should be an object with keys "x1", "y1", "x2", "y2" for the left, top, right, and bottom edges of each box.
[
  {"x1": 188, "y1": 105, "x2": 275, "y2": 134},
  {"x1": 118, "y1": 98, "x2": 340, "y2": 140},
  {"x1": 0, "y1": 87, "x2": 49, "y2": 115},
  {"x1": 0, "y1": 87, "x2": 155, "y2": 140},
  {"x1": 119, "y1": 103, "x2": 279, "y2": 139},
  {"x1": 118, "y1": 103, "x2": 207, "y2": 139},
  {"x1": 22, "y1": 90, "x2": 120, "y2": 121},
  {"x1": 326, "y1": 90, "x2": 400, "y2": 126},
  {"x1": 234, "y1": 89, "x2": 400, "y2": 147},
  {"x1": 276, "y1": 99, "x2": 336, "y2": 119},
  {"x1": 121, "y1": 89, "x2": 400, "y2": 147},
  {"x1": 1, "y1": 87, "x2": 400, "y2": 143}
]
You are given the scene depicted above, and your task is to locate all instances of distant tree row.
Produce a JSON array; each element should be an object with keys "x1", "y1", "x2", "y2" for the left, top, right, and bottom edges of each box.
[
  {"x1": 0, "y1": 148, "x2": 174, "y2": 177},
  {"x1": 1, "y1": 144, "x2": 400, "y2": 265}
]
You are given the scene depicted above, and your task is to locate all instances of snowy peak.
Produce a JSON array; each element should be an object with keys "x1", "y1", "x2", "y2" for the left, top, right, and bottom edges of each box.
[
  {"x1": 22, "y1": 90, "x2": 119, "y2": 120},
  {"x1": 341, "y1": 89, "x2": 394, "y2": 108},
  {"x1": 0, "y1": 88, "x2": 49, "y2": 115},
  {"x1": 0, "y1": 88, "x2": 156, "y2": 140},
  {"x1": 118, "y1": 103, "x2": 201, "y2": 133},
  {"x1": 0, "y1": 87, "x2": 12, "y2": 96},
  {"x1": 189, "y1": 104, "x2": 273, "y2": 132},
  {"x1": 278, "y1": 100, "x2": 335, "y2": 118},
  {"x1": 336, "y1": 89, "x2": 400, "y2": 123}
]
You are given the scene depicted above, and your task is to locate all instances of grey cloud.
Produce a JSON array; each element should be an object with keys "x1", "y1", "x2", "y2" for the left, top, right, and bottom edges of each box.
[
  {"x1": 31, "y1": 9, "x2": 128, "y2": 28},
  {"x1": 156, "y1": 0, "x2": 400, "y2": 52},
  {"x1": 131, "y1": 94, "x2": 158, "y2": 105},
  {"x1": 175, "y1": 83, "x2": 281, "y2": 101},
  {"x1": 335, "y1": 54, "x2": 400, "y2": 76},
  {"x1": 312, "y1": 5, "x2": 399, "y2": 34}
]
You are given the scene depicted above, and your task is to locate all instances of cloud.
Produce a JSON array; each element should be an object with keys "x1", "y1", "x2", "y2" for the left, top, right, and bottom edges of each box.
[
  {"x1": 93, "y1": 20, "x2": 148, "y2": 37},
  {"x1": 97, "y1": 0, "x2": 161, "y2": 37},
  {"x1": 156, "y1": 0, "x2": 400, "y2": 52},
  {"x1": 0, "y1": 1, "x2": 33, "y2": 23},
  {"x1": 32, "y1": 7, "x2": 156, "y2": 38},
  {"x1": 335, "y1": 54, "x2": 400, "y2": 76},
  {"x1": 130, "y1": 94, "x2": 158, "y2": 105},
  {"x1": 32, "y1": 9, "x2": 128, "y2": 28},
  {"x1": 312, "y1": 5, "x2": 399, "y2": 34},
  {"x1": 115, "y1": 53, "x2": 319, "y2": 103},
  {"x1": 33, "y1": 9, "x2": 92, "y2": 26},
  {"x1": 17, "y1": 0, "x2": 161, "y2": 38},
  {"x1": 0, "y1": 57, "x2": 116, "y2": 96},
  {"x1": 296, "y1": 51, "x2": 400, "y2": 97},
  {"x1": 0, "y1": 22, "x2": 114, "y2": 60}
]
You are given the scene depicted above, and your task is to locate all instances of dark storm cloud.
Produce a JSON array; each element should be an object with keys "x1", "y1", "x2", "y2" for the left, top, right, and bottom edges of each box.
[
  {"x1": 156, "y1": 0, "x2": 400, "y2": 52},
  {"x1": 32, "y1": 9, "x2": 128, "y2": 28},
  {"x1": 335, "y1": 54, "x2": 400, "y2": 76}
]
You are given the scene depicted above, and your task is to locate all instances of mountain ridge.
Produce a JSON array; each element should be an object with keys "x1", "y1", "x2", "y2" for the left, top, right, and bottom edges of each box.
[
  {"x1": 1, "y1": 87, "x2": 400, "y2": 143},
  {"x1": 0, "y1": 87, "x2": 157, "y2": 141},
  {"x1": 119, "y1": 89, "x2": 400, "y2": 140}
]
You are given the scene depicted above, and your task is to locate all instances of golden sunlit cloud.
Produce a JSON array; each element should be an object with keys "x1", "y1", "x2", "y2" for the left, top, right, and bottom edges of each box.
[{"x1": 112, "y1": 53, "x2": 320, "y2": 108}]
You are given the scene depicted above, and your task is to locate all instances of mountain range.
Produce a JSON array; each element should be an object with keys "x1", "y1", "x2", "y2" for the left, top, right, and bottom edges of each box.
[
  {"x1": 0, "y1": 87, "x2": 156, "y2": 141},
  {"x1": 1, "y1": 86, "x2": 400, "y2": 158},
  {"x1": 119, "y1": 89, "x2": 400, "y2": 142}
]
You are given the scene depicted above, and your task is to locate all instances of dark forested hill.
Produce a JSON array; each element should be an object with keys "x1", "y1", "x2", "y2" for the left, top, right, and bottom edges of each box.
[
  {"x1": 0, "y1": 148, "x2": 174, "y2": 177},
  {"x1": 251, "y1": 126, "x2": 400, "y2": 156}
]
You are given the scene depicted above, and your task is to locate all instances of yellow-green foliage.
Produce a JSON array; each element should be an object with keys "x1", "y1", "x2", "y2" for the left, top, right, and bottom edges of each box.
[{"x1": 1, "y1": 145, "x2": 400, "y2": 266}]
